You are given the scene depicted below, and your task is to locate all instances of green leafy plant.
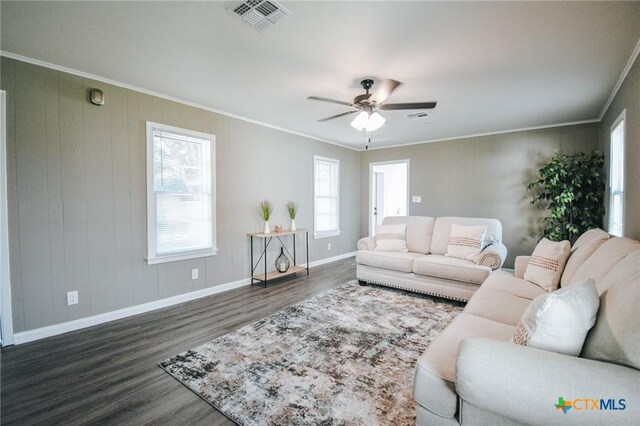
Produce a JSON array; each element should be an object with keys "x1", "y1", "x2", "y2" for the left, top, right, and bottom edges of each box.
[
  {"x1": 258, "y1": 200, "x2": 273, "y2": 222},
  {"x1": 527, "y1": 151, "x2": 605, "y2": 243},
  {"x1": 286, "y1": 201, "x2": 298, "y2": 220}
]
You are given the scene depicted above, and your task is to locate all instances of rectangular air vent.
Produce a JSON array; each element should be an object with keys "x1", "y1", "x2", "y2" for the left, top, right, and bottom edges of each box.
[
  {"x1": 405, "y1": 112, "x2": 432, "y2": 122},
  {"x1": 229, "y1": 0, "x2": 292, "y2": 32}
]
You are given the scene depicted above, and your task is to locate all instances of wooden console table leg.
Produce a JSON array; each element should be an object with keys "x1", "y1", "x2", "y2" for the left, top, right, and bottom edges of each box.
[
  {"x1": 263, "y1": 237, "x2": 268, "y2": 288},
  {"x1": 306, "y1": 231, "x2": 309, "y2": 275},
  {"x1": 250, "y1": 236, "x2": 254, "y2": 285}
]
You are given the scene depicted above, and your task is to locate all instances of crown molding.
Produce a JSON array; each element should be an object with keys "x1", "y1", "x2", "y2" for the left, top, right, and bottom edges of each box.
[
  {"x1": 0, "y1": 50, "x2": 359, "y2": 152},
  {"x1": 361, "y1": 119, "x2": 600, "y2": 151},
  {"x1": 598, "y1": 36, "x2": 640, "y2": 120}
]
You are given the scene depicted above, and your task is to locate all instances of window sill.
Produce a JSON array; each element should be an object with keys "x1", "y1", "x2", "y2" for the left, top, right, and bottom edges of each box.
[
  {"x1": 314, "y1": 231, "x2": 341, "y2": 240},
  {"x1": 147, "y1": 248, "x2": 218, "y2": 265}
]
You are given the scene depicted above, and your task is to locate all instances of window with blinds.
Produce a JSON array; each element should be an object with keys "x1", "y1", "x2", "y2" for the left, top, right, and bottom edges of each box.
[
  {"x1": 314, "y1": 156, "x2": 340, "y2": 238},
  {"x1": 146, "y1": 122, "x2": 217, "y2": 264},
  {"x1": 608, "y1": 112, "x2": 625, "y2": 237}
]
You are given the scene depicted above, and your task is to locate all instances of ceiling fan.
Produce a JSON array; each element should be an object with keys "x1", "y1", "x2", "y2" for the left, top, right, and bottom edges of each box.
[{"x1": 308, "y1": 78, "x2": 437, "y2": 132}]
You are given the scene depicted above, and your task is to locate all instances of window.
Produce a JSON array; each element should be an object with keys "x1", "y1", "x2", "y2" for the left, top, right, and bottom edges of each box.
[
  {"x1": 314, "y1": 155, "x2": 340, "y2": 238},
  {"x1": 608, "y1": 111, "x2": 625, "y2": 237},
  {"x1": 146, "y1": 122, "x2": 217, "y2": 264}
]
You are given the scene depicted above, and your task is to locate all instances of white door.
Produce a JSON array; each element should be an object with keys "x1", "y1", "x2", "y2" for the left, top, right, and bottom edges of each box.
[
  {"x1": 372, "y1": 171, "x2": 385, "y2": 233},
  {"x1": 369, "y1": 160, "x2": 409, "y2": 236}
]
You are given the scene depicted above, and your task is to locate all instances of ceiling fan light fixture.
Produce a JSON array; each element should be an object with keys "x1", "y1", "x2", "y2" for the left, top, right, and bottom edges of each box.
[
  {"x1": 366, "y1": 112, "x2": 385, "y2": 131},
  {"x1": 350, "y1": 111, "x2": 369, "y2": 131}
]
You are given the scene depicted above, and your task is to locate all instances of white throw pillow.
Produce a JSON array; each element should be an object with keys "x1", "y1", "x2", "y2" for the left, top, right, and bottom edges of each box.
[
  {"x1": 445, "y1": 224, "x2": 487, "y2": 260},
  {"x1": 524, "y1": 238, "x2": 571, "y2": 291},
  {"x1": 511, "y1": 278, "x2": 600, "y2": 356},
  {"x1": 375, "y1": 224, "x2": 408, "y2": 252}
]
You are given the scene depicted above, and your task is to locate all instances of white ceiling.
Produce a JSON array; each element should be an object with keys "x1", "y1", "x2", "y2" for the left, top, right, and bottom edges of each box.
[{"x1": 2, "y1": 1, "x2": 639, "y2": 149}]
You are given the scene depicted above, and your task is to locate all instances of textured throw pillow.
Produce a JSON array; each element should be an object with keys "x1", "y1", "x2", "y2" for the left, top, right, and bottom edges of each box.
[
  {"x1": 511, "y1": 278, "x2": 600, "y2": 356},
  {"x1": 445, "y1": 224, "x2": 487, "y2": 260},
  {"x1": 374, "y1": 224, "x2": 408, "y2": 252},
  {"x1": 524, "y1": 238, "x2": 571, "y2": 291}
]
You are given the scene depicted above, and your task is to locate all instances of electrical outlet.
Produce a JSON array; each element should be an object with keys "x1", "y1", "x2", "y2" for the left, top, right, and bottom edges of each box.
[
  {"x1": 327, "y1": 243, "x2": 332, "y2": 250},
  {"x1": 67, "y1": 291, "x2": 79, "y2": 306},
  {"x1": 191, "y1": 268, "x2": 199, "y2": 280},
  {"x1": 412, "y1": 195, "x2": 422, "y2": 203}
]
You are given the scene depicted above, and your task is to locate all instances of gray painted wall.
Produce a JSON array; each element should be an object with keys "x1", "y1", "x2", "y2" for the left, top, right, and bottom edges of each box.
[
  {"x1": 1, "y1": 57, "x2": 360, "y2": 333},
  {"x1": 359, "y1": 123, "x2": 601, "y2": 267},
  {"x1": 600, "y1": 55, "x2": 640, "y2": 240}
]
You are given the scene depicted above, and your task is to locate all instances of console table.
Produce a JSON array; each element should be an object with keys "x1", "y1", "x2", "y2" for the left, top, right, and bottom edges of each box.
[{"x1": 248, "y1": 229, "x2": 309, "y2": 287}]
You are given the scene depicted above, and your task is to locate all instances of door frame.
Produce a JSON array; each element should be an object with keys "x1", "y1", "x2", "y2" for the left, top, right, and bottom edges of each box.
[
  {"x1": 368, "y1": 159, "x2": 410, "y2": 236},
  {"x1": 0, "y1": 90, "x2": 14, "y2": 346}
]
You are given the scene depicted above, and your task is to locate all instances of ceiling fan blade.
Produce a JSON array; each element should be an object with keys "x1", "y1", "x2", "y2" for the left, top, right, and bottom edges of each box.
[
  {"x1": 307, "y1": 96, "x2": 353, "y2": 107},
  {"x1": 374, "y1": 79, "x2": 402, "y2": 103},
  {"x1": 318, "y1": 110, "x2": 358, "y2": 122},
  {"x1": 381, "y1": 101, "x2": 437, "y2": 110}
]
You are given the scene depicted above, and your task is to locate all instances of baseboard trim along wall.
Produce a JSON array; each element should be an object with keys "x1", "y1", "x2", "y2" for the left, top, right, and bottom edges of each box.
[{"x1": 12, "y1": 252, "x2": 356, "y2": 345}]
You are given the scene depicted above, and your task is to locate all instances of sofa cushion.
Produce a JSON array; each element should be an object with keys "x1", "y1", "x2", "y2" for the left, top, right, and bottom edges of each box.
[
  {"x1": 593, "y1": 249, "x2": 640, "y2": 295},
  {"x1": 464, "y1": 288, "x2": 532, "y2": 326},
  {"x1": 431, "y1": 217, "x2": 502, "y2": 255},
  {"x1": 482, "y1": 270, "x2": 548, "y2": 300},
  {"x1": 569, "y1": 237, "x2": 640, "y2": 288},
  {"x1": 560, "y1": 228, "x2": 610, "y2": 288},
  {"x1": 581, "y1": 252, "x2": 640, "y2": 369},
  {"x1": 382, "y1": 216, "x2": 435, "y2": 254},
  {"x1": 511, "y1": 278, "x2": 599, "y2": 356},
  {"x1": 523, "y1": 238, "x2": 571, "y2": 292},
  {"x1": 413, "y1": 313, "x2": 515, "y2": 418},
  {"x1": 355, "y1": 250, "x2": 422, "y2": 273},
  {"x1": 374, "y1": 223, "x2": 408, "y2": 252},
  {"x1": 413, "y1": 255, "x2": 491, "y2": 285}
]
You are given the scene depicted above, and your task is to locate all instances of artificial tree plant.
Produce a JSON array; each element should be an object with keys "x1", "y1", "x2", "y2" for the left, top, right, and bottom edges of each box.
[{"x1": 527, "y1": 150, "x2": 605, "y2": 243}]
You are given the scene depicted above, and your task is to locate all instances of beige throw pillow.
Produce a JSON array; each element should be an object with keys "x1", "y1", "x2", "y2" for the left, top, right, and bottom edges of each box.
[
  {"x1": 524, "y1": 238, "x2": 571, "y2": 291},
  {"x1": 374, "y1": 224, "x2": 408, "y2": 252},
  {"x1": 445, "y1": 224, "x2": 487, "y2": 260},
  {"x1": 512, "y1": 278, "x2": 600, "y2": 356}
]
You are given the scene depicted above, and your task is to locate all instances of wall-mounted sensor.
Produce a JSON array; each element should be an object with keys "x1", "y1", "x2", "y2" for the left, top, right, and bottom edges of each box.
[{"x1": 90, "y1": 88, "x2": 105, "y2": 106}]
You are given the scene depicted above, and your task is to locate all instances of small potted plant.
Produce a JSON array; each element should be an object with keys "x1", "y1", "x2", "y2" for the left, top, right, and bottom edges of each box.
[
  {"x1": 259, "y1": 200, "x2": 273, "y2": 234},
  {"x1": 286, "y1": 201, "x2": 298, "y2": 231}
]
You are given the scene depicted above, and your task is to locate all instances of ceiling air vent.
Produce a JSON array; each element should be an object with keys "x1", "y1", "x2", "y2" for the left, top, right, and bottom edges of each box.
[
  {"x1": 229, "y1": 0, "x2": 292, "y2": 32},
  {"x1": 405, "y1": 112, "x2": 432, "y2": 122}
]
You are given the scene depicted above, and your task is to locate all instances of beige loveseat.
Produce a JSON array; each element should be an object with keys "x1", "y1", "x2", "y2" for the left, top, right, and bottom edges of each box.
[
  {"x1": 356, "y1": 216, "x2": 507, "y2": 301},
  {"x1": 414, "y1": 229, "x2": 640, "y2": 425}
]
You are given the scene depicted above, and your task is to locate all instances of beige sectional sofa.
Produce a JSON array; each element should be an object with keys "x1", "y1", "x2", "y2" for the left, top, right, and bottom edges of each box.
[
  {"x1": 356, "y1": 216, "x2": 508, "y2": 301},
  {"x1": 414, "y1": 229, "x2": 640, "y2": 425}
]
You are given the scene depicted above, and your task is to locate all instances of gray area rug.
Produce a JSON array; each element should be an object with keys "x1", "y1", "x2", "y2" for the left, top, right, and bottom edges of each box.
[{"x1": 159, "y1": 282, "x2": 463, "y2": 425}]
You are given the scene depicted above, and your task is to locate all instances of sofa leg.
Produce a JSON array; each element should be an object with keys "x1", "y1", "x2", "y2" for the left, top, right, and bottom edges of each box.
[{"x1": 358, "y1": 280, "x2": 367, "y2": 286}]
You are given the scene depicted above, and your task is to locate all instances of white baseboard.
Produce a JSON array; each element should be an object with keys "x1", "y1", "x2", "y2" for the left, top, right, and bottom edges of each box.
[
  {"x1": 12, "y1": 252, "x2": 355, "y2": 345},
  {"x1": 308, "y1": 251, "x2": 356, "y2": 268}
]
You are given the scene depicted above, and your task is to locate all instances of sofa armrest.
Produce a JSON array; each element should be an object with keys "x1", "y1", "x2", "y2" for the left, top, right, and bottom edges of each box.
[
  {"x1": 456, "y1": 338, "x2": 640, "y2": 425},
  {"x1": 473, "y1": 242, "x2": 507, "y2": 270},
  {"x1": 514, "y1": 255, "x2": 531, "y2": 278},
  {"x1": 357, "y1": 236, "x2": 376, "y2": 251}
]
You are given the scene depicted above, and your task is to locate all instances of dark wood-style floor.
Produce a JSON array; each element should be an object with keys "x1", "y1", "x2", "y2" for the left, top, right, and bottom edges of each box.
[{"x1": 1, "y1": 258, "x2": 357, "y2": 425}]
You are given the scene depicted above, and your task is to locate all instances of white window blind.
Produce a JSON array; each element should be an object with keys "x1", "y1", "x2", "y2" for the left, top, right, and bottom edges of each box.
[
  {"x1": 147, "y1": 122, "x2": 217, "y2": 264},
  {"x1": 608, "y1": 113, "x2": 625, "y2": 237},
  {"x1": 314, "y1": 156, "x2": 340, "y2": 238}
]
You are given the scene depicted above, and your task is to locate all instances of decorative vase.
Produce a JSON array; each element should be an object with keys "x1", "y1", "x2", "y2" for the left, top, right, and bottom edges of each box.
[
  {"x1": 275, "y1": 247, "x2": 290, "y2": 273},
  {"x1": 290, "y1": 219, "x2": 296, "y2": 231},
  {"x1": 263, "y1": 221, "x2": 270, "y2": 234}
]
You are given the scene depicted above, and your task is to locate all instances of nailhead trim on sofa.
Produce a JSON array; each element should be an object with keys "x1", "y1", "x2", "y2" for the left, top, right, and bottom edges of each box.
[{"x1": 357, "y1": 277, "x2": 469, "y2": 302}]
